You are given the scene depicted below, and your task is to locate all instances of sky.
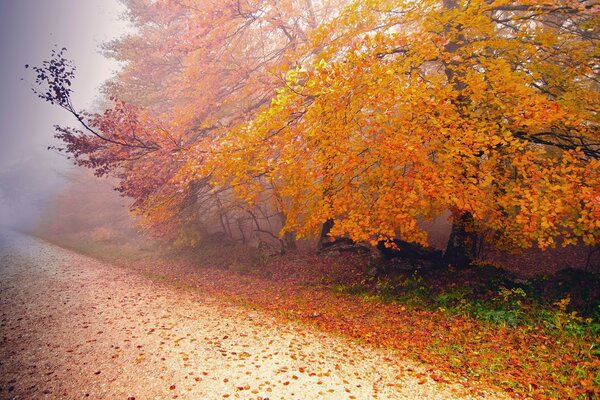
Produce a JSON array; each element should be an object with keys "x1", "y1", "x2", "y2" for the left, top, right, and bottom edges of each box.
[{"x1": 0, "y1": 0, "x2": 131, "y2": 228}]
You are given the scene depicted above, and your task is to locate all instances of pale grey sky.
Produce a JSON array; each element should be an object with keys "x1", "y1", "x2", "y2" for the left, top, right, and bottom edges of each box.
[{"x1": 0, "y1": 0, "x2": 131, "y2": 227}]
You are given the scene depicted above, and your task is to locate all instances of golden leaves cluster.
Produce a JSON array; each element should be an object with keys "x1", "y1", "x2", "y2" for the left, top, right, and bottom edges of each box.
[{"x1": 206, "y1": 0, "x2": 599, "y2": 248}]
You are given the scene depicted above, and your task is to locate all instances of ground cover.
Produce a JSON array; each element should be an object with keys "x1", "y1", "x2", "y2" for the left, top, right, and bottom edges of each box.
[{"x1": 39, "y1": 232, "x2": 600, "y2": 399}]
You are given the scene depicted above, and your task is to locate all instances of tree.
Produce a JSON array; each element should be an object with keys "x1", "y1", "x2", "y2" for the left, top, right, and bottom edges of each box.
[
  {"x1": 34, "y1": 1, "x2": 599, "y2": 262},
  {"x1": 210, "y1": 0, "x2": 599, "y2": 261},
  {"x1": 32, "y1": 0, "x2": 344, "y2": 246}
]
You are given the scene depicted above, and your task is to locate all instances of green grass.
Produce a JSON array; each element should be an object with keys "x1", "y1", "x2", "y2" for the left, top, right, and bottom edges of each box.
[
  {"x1": 332, "y1": 272, "x2": 599, "y2": 397},
  {"x1": 333, "y1": 274, "x2": 600, "y2": 336}
]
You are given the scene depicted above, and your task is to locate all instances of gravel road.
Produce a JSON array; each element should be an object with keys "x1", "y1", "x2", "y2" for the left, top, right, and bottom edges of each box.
[{"x1": 0, "y1": 230, "x2": 501, "y2": 399}]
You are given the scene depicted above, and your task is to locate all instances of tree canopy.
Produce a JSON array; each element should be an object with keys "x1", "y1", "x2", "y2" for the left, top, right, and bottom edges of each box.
[{"x1": 33, "y1": 0, "x2": 599, "y2": 258}]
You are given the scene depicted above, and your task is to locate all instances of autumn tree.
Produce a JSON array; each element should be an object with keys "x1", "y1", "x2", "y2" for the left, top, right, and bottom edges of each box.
[
  {"x1": 33, "y1": 0, "x2": 343, "y2": 247},
  {"x1": 209, "y1": 0, "x2": 599, "y2": 263},
  {"x1": 34, "y1": 0, "x2": 599, "y2": 264}
]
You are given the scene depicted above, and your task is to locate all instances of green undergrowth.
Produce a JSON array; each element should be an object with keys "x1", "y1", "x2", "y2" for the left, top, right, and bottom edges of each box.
[
  {"x1": 333, "y1": 267, "x2": 600, "y2": 397},
  {"x1": 333, "y1": 268, "x2": 600, "y2": 335}
]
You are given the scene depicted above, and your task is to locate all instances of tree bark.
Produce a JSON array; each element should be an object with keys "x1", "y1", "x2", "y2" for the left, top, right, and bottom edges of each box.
[
  {"x1": 277, "y1": 212, "x2": 297, "y2": 251},
  {"x1": 317, "y1": 219, "x2": 335, "y2": 250},
  {"x1": 443, "y1": 212, "x2": 477, "y2": 267},
  {"x1": 283, "y1": 231, "x2": 297, "y2": 251}
]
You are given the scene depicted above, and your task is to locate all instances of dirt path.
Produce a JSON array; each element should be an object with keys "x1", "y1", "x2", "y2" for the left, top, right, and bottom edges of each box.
[{"x1": 0, "y1": 230, "x2": 500, "y2": 399}]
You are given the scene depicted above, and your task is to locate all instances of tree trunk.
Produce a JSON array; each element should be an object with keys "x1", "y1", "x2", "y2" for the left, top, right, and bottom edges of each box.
[
  {"x1": 439, "y1": 0, "x2": 476, "y2": 267},
  {"x1": 276, "y1": 212, "x2": 297, "y2": 251},
  {"x1": 283, "y1": 231, "x2": 297, "y2": 251},
  {"x1": 317, "y1": 219, "x2": 334, "y2": 250},
  {"x1": 443, "y1": 212, "x2": 477, "y2": 267}
]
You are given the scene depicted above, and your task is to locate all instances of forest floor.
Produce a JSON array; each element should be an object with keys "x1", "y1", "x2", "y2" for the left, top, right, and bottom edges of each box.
[
  {"x1": 0, "y1": 229, "x2": 505, "y2": 400},
  {"x1": 5, "y1": 230, "x2": 599, "y2": 399}
]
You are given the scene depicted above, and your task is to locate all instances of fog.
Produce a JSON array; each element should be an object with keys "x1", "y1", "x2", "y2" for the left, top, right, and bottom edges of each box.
[{"x1": 0, "y1": 0, "x2": 130, "y2": 228}]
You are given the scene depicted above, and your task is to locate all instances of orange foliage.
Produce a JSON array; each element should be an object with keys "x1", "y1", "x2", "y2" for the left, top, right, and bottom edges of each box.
[
  {"x1": 207, "y1": 0, "x2": 600, "y2": 250},
  {"x1": 108, "y1": 0, "x2": 348, "y2": 239},
  {"x1": 38, "y1": 1, "x2": 599, "y2": 252}
]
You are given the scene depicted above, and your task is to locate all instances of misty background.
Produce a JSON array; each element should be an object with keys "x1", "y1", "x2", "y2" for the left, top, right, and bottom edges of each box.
[{"x1": 0, "y1": 0, "x2": 129, "y2": 228}]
